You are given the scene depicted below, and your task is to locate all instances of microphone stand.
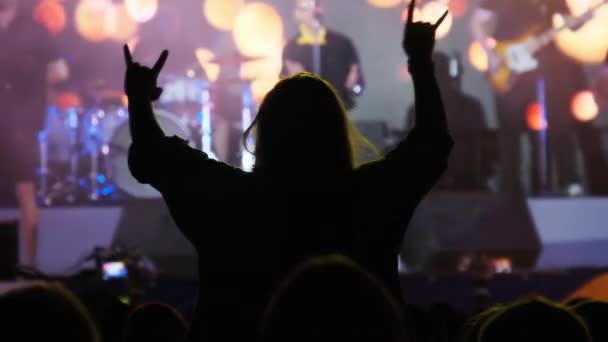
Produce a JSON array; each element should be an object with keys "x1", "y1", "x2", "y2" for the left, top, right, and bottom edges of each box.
[{"x1": 311, "y1": 14, "x2": 323, "y2": 76}]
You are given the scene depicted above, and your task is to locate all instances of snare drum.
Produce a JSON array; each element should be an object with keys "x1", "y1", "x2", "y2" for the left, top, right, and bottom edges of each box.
[{"x1": 108, "y1": 109, "x2": 192, "y2": 198}]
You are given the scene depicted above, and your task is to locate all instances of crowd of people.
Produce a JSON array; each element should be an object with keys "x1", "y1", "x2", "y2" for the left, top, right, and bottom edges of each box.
[{"x1": 1, "y1": 0, "x2": 606, "y2": 341}]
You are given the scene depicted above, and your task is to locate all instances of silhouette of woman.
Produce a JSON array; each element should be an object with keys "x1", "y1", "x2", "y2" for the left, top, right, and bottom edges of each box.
[{"x1": 123, "y1": 0, "x2": 451, "y2": 340}]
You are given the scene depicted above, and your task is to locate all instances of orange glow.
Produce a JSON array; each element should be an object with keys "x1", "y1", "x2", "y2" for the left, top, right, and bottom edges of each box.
[
  {"x1": 571, "y1": 90, "x2": 599, "y2": 122},
  {"x1": 526, "y1": 102, "x2": 548, "y2": 131},
  {"x1": 401, "y1": 6, "x2": 422, "y2": 22},
  {"x1": 448, "y1": 0, "x2": 469, "y2": 18},
  {"x1": 468, "y1": 41, "x2": 489, "y2": 72},
  {"x1": 553, "y1": 3, "x2": 608, "y2": 64},
  {"x1": 251, "y1": 77, "x2": 280, "y2": 103},
  {"x1": 368, "y1": 0, "x2": 402, "y2": 8},
  {"x1": 240, "y1": 54, "x2": 282, "y2": 82},
  {"x1": 421, "y1": 1, "x2": 453, "y2": 39},
  {"x1": 34, "y1": 0, "x2": 67, "y2": 35},
  {"x1": 56, "y1": 91, "x2": 82, "y2": 109},
  {"x1": 124, "y1": 0, "x2": 158, "y2": 23},
  {"x1": 106, "y1": 4, "x2": 139, "y2": 42},
  {"x1": 204, "y1": 0, "x2": 245, "y2": 31},
  {"x1": 233, "y1": 3, "x2": 284, "y2": 57},
  {"x1": 195, "y1": 48, "x2": 221, "y2": 83},
  {"x1": 75, "y1": 0, "x2": 112, "y2": 42}
]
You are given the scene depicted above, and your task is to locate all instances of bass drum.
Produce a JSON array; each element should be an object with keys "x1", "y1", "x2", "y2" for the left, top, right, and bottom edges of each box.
[{"x1": 109, "y1": 109, "x2": 192, "y2": 198}]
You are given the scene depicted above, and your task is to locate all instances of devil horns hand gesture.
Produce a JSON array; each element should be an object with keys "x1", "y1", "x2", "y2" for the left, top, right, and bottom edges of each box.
[
  {"x1": 123, "y1": 44, "x2": 169, "y2": 102},
  {"x1": 403, "y1": 0, "x2": 448, "y2": 61}
]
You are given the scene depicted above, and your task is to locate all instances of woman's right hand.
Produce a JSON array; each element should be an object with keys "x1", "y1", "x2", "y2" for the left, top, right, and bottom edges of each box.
[{"x1": 123, "y1": 44, "x2": 169, "y2": 102}]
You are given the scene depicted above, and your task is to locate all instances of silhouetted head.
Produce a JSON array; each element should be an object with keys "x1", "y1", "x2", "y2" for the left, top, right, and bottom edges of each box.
[
  {"x1": 259, "y1": 254, "x2": 407, "y2": 342},
  {"x1": 478, "y1": 297, "x2": 590, "y2": 342},
  {"x1": 245, "y1": 73, "x2": 355, "y2": 174},
  {"x1": 293, "y1": 0, "x2": 323, "y2": 28},
  {"x1": 572, "y1": 299, "x2": 608, "y2": 342},
  {"x1": 0, "y1": 282, "x2": 100, "y2": 342},
  {"x1": 125, "y1": 302, "x2": 188, "y2": 342}
]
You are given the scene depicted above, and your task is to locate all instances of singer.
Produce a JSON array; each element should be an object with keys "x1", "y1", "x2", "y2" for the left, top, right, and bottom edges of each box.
[{"x1": 282, "y1": 0, "x2": 365, "y2": 110}]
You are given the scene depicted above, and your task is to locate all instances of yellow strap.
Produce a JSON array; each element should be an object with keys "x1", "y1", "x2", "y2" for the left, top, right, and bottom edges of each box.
[{"x1": 296, "y1": 24, "x2": 327, "y2": 45}]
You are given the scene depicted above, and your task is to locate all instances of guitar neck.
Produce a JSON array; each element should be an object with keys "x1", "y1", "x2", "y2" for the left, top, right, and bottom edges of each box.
[{"x1": 528, "y1": 1, "x2": 606, "y2": 54}]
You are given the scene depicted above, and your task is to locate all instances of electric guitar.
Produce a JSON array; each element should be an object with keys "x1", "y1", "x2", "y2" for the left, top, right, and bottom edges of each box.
[{"x1": 487, "y1": 1, "x2": 606, "y2": 93}]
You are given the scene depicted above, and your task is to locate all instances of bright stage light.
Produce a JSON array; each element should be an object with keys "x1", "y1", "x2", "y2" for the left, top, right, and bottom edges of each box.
[
  {"x1": 204, "y1": 0, "x2": 245, "y2": 31},
  {"x1": 105, "y1": 3, "x2": 139, "y2": 42},
  {"x1": 195, "y1": 48, "x2": 221, "y2": 83},
  {"x1": 232, "y1": 3, "x2": 284, "y2": 57},
  {"x1": 571, "y1": 90, "x2": 599, "y2": 122},
  {"x1": 468, "y1": 41, "x2": 488, "y2": 72},
  {"x1": 448, "y1": 0, "x2": 468, "y2": 18},
  {"x1": 368, "y1": 0, "x2": 402, "y2": 9},
  {"x1": 553, "y1": 3, "x2": 608, "y2": 64},
  {"x1": 125, "y1": 0, "x2": 158, "y2": 23},
  {"x1": 401, "y1": 5, "x2": 422, "y2": 22},
  {"x1": 75, "y1": 0, "x2": 112, "y2": 42},
  {"x1": 526, "y1": 102, "x2": 547, "y2": 131},
  {"x1": 251, "y1": 77, "x2": 280, "y2": 103},
  {"x1": 34, "y1": 0, "x2": 67, "y2": 35},
  {"x1": 421, "y1": 1, "x2": 453, "y2": 39}
]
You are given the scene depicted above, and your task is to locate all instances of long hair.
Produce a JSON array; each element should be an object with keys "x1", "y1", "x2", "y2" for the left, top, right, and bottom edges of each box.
[{"x1": 243, "y1": 73, "x2": 377, "y2": 173}]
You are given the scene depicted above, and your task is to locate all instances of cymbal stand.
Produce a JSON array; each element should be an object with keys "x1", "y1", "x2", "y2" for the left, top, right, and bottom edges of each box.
[{"x1": 241, "y1": 81, "x2": 255, "y2": 171}]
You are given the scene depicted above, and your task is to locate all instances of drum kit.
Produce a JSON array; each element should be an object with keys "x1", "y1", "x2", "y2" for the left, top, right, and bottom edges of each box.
[{"x1": 38, "y1": 56, "x2": 259, "y2": 205}]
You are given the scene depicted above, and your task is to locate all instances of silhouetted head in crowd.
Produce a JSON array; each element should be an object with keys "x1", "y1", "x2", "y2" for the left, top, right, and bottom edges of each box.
[
  {"x1": 245, "y1": 73, "x2": 355, "y2": 173},
  {"x1": 572, "y1": 299, "x2": 608, "y2": 342},
  {"x1": 0, "y1": 282, "x2": 100, "y2": 342},
  {"x1": 259, "y1": 254, "x2": 407, "y2": 342},
  {"x1": 478, "y1": 297, "x2": 590, "y2": 342},
  {"x1": 79, "y1": 288, "x2": 130, "y2": 342},
  {"x1": 124, "y1": 302, "x2": 188, "y2": 342}
]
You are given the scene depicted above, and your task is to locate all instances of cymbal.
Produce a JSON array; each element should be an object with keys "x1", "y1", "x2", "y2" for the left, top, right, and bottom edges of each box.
[{"x1": 208, "y1": 54, "x2": 265, "y2": 65}]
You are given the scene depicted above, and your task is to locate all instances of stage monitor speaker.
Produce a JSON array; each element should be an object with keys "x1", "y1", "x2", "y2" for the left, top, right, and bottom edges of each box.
[
  {"x1": 401, "y1": 192, "x2": 540, "y2": 272},
  {"x1": 113, "y1": 200, "x2": 197, "y2": 278},
  {"x1": 0, "y1": 220, "x2": 18, "y2": 280}
]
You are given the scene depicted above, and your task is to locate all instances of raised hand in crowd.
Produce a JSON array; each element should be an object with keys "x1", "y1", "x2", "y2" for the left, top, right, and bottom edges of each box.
[
  {"x1": 123, "y1": 45, "x2": 168, "y2": 102},
  {"x1": 403, "y1": 0, "x2": 448, "y2": 61}
]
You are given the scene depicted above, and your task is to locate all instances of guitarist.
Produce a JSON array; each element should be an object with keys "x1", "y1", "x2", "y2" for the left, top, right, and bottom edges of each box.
[{"x1": 471, "y1": 0, "x2": 587, "y2": 195}]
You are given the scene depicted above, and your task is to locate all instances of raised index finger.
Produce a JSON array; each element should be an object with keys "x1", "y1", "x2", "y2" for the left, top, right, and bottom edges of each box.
[
  {"x1": 123, "y1": 44, "x2": 133, "y2": 67},
  {"x1": 152, "y1": 50, "x2": 169, "y2": 77},
  {"x1": 407, "y1": 0, "x2": 416, "y2": 26},
  {"x1": 433, "y1": 9, "x2": 449, "y2": 29}
]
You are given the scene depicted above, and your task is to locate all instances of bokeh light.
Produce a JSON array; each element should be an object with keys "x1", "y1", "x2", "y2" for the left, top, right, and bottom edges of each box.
[
  {"x1": 468, "y1": 41, "x2": 488, "y2": 72},
  {"x1": 526, "y1": 102, "x2": 548, "y2": 131},
  {"x1": 55, "y1": 91, "x2": 82, "y2": 109},
  {"x1": 251, "y1": 77, "x2": 280, "y2": 103},
  {"x1": 204, "y1": 0, "x2": 245, "y2": 31},
  {"x1": 75, "y1": 0, "x2": 112, "y2": 42},
  {"x1": 106, "y1": 3, "x2": 139, "y2": 42},
  {"x1": 401, "y1": 5, "x2": 422, "y2": 22},
  {"x1": 421, "y1": 1, "x2": 453, "y2": 39},
  {"x1": 195, "y1": 48, "x2": 221, "y2": 83},
  {"x1": 553, "y1": 3, "x2": 608, "y2": 64},
  {"x1": 448, "y1": 0, "x2": 468, "y2": 18},
  {"x1": 368, "y1": 0, "x2": 402, "y2": 9},
  {"x1": 34, "y1": 0, "x2": 67, "y2": 35},
  {"x1": 571, "y1": 90, "x2": 599, "y2": 122},
  {"x1": 233, "y1": 3, "x2": 284, "y2": 57},
  {"x1": 125, "y1": 0, "x2": 158, "y2": 23}
]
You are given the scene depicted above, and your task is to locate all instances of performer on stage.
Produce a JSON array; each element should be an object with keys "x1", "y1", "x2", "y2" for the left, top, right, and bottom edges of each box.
[
  {"x1": 282, "y1": 0, "x2": 365, "y2": 111},
  {"x1": 0, "y1": 0, "x2": 67, "y2": 266},
  {"x1": 470, "y1": 0, "x2": 587, "y2": 195}
]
